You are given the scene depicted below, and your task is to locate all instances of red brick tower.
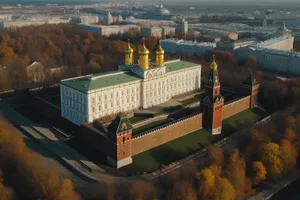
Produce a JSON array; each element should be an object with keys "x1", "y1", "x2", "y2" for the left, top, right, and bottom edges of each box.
[
  {"x1": 241, "y1": 69, "x2": 260, "y2": 108},
  {"x1": 202, "y1": 55, "x2": 224, "y2": 135},
  {"x1": 106, "y1": 115, "x2": 133, "y2": 168}
]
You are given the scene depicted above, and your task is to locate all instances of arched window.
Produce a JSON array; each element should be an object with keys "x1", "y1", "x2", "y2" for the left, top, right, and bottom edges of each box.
[{"x1": 123, "y1": 137, "x2": 125, "y2": 143}]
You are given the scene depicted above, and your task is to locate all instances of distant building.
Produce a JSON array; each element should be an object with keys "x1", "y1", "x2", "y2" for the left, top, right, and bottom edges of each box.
[
  {"x1": 105, "y1": 12, "x2": 114, "y2": 25},
  {"x1": 77, "y1": 24, "x2": 140, "y2": 37},
  {"x1": 0, "y1": 18, "x2": 70, "y2": 29},
  {"x1": 216, "y1": 39, "x2": 257, "y2": 53},
  {"x1": 142, "y1": 26, "x2": 175, "y2": 38},
  {"x1": 0, "y1": 14, "x2": 11, "y2": 21},
  {"x1": 80, "y1": 15, "x2": 99, "y2": 24},
  {"x1": 161, "y1": 39, "x2": 216, "y2": 57},
  {"x1": 176, "y1": 18, "x2": 188, "y2": 35},
  {"x1": 26, "y1": 61, "x2": 67, "y2": 83},
  {"x1": 136, "y1": 0, "x2": 173, "y2": 20},
  {"x1": 235, "y1": 47, "x2": 300, "y2": 75}
]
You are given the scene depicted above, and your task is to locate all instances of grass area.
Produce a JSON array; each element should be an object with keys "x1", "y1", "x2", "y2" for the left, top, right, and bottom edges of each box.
[
  {"x1": 129, "y1": 116, "x2": 149, "y2": 124},
  {"x1": 123, "y1": 129, "x2": 214, "y2": 174},
  {"x1": 222, "y1": 107, "x2": 269, "y2": 135},
  {"x1": 121, "y1": 107, "x2": 269, "y2": 174},
  {"x1": 132, "y1": 118, "x2": 171, "y2": 135}
]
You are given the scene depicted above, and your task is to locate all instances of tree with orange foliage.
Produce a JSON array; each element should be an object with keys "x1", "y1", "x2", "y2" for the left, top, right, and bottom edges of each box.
[
  {"x1": 167, "y1": 180, "x2": 197, "y2": 200},
  {"x1": 224, "y1": 149, "x2": 249, "y2": 198},
  {"x1": 197, "y1": 167, "x2": 216, "y2": 199},
  {"x1": 0, "y1": 118, "x2": 81, "y2": 200},
  {"x1": 207, "y1": 145, "x2": 224, "y2": 166},
  {"x1": 280, "y1": 139, "x2": 298, "y2": 175},
  {"x1": 259, "y1": 142, "x2": 283, "y2": 180},
  {"x1": 128, "y1": 181, "x2": 157, "y2": 200},
  {"x1": 285, "y1": 115, "x2": 296, "y2": 130},
  {"x1": 56, "y1": 179, "x2": 81, "y2": 200},
  {"x1": 252, "y1": 161, "x2": 267, "y2": 185},
  {"x1": 250, "y1": 128, "x2": 270, "y2": 144},
  {"x1": 284, "y1": 128, "x2": 297, "y2": 143},
  {"x1": 213, "y1": 177, "x2": 236, "y2": 200}
]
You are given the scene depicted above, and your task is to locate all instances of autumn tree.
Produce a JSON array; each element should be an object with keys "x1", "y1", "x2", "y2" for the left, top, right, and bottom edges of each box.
[
  {"x1": 127, "y1": 181, "x2": 157, "y2": 200},
  {"x1": 280, "y1": 139, "x2": 298, "y2": 175},
  {"x1": 207, "y1": 145, "x2": 224, "y2": 166},
  {"x1": 250, "y1": 128, "x2": 270, "y2": 144},
  {"x1": 213, "y1": 177, "x2": 236, "y2": 200},
  {"x1": 284, "y1": 128, "x2": 297, "y2": 143},
  {"x1": 0, "y1": 118, "x2": 81, "y2": 200},
  {"x1": 197, "y1": 167, "x2": 216, "y2": 199},
  {"x1": 285, "y1": 115, "x2": 296, "y2": 130},
  {"x1": 87, "y1": 60, "x2": 101, "y2": 74},
  {"x1": 252, "y1": 161, "x2": 267, "y2": 185},
  {"x1": 259, "y1": 142, "x2": 283, "y2": 180},
  {"x1": 167, "y1": 180, "x2": 197, "y2": 200}
]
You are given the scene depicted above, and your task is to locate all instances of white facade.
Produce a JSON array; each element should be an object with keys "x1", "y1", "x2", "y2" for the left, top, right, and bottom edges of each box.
[
  {"x1": 161, "y1": 39, "x2": 216, "y2": 56},
  {"x1": 0, "y1": 18, "x2": 69, "y2": 29},
  {"x1": 77, "y1": 24, "x2": 140, "y2": 37},
  {"x1": 60, "y1": 60, "x2": 201, "y2": 125},
  {"x1": 176, "y1": 19, "x2": 188, "y2": 35},
  {"x1": 254, "y1": 36, "x2": 294, "y2": 51},
  {"x1": 142, "y1": 26, "x2": 175, "y2": 38},
  {"x1": 235, "y1": 47, "x2": 300, "y2": 75}
]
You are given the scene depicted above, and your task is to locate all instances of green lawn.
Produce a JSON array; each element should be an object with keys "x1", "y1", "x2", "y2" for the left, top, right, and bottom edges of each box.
[
  {"x1": 123, "y1": 129, "x2": 213, "y2": 174},
  {"x1": 129, "y1": 116, "x2": 149, "y2": 124},
  {"x1": 121, "y1": 107, "x2": 269, "y2": 174}
]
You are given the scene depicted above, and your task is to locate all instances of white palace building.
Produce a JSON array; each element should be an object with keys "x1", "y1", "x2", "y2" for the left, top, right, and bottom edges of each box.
[{"x1": 60, "y1": 40, "x2": 201, "y2": 125}]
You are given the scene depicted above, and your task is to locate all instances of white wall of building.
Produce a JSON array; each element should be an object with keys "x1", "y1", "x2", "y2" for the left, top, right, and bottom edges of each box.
[{"x1": 60, "y1": 64, "x2": 201, "y2": 125}]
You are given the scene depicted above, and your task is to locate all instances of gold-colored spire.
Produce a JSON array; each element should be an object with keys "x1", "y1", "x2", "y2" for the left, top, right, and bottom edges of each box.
[
  {"x1": 139, "y1": 37, "x2": 149, "y2": 54},
  {"x1": 156, "y1": 40, "x2": 164, "y2": 54},
  {"x1": 156, "y1": 40, "x2": 165, "y2": 67},
  {"x1": 210, "y1": 55, "x2": 218, "y2": 70},
  {"x1": 124, "y1": 39, "x2": 134, "y2": 65},
  {"x1": 139, "y1": 38, "x2": 149, "y2": 70},
  {"x1": 125, "y1": 39, "x2": 133, "y2": 53}
]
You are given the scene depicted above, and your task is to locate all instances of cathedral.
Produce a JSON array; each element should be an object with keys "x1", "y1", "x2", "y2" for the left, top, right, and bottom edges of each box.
[{"x1": 60, "y1": 40, "x2": 201, "y2": 125}]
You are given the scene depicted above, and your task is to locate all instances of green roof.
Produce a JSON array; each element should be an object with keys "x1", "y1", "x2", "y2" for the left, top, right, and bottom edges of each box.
[
  {"x1": 165, "y1": 60, "x2": 199, "y2": 72},
  {"x1": 107, "y1": 116, "x2": 133, "y2": 135},
  {"x1": 61, "y1": 71, "x2": 141, "y2": 93}
]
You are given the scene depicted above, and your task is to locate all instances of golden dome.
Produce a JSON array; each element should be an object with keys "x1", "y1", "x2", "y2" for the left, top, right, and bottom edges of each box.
[
  {"x1": 139, "y1": 38, "x2": 149, "y2": 54},
  {"x1": 125, "y1": 39, "x2": 133, "y2": 53},
  {"x1": 210, "y1": 55, "x2": 218, "y2": 70},
  {"x1": 156, "y1": 40, "x2": 164, "y2": 54}
]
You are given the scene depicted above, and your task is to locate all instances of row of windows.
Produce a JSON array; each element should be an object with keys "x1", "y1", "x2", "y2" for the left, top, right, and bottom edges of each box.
[
  {"x1": 90, "y1": 104, "x2": 138, "y2": 120},
  {"x1": 62, "y1": 106, "x2": 86, "y2": 124},
  {"x1": 91, "y1": 96, "x2": 140, "y2": 113},
  {"x1": 91, "y1": 88, "x2": 140, "y2": 104},
  {"x1": 62, "y1": 97, "x2": 87, "y2": 114},
  {"x1": 61, "y1": 87, "x2": 85, "y2": 103}
]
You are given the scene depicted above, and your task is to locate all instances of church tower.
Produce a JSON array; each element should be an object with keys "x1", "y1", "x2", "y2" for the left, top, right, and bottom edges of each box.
[
  {"x1": 124, "y1": 39, "x2": 134, "y2": 65},
  {"x1": 155, "y1": 40, "x2": 165, "y2": 67},
  {"x1": 203, "y1": 55, "x2": 224, "y2": 135},
  {"x1": 106, "y1": 115, "x2": 133, "y2": 168},
  {"x1": 241, "y1": 69, "x2": 260, "y2": 108},
  {"x1": 139, "y1": 38, "x2": 150, "y2": 70}
]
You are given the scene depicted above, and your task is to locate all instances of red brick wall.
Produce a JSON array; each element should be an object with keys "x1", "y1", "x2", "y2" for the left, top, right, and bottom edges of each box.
[
  {"x1": 131, "y1": 114, "x2": 203, "y2": 156},
  {"x1": 223, "y1": 96, "x2": 250, "y2": 119},
  {"x1": 117, "y1": 131, "x2": 132, "y2": 161},
  {"x1": 213, "y1": 102, "x2": 223, "y2": 129}
]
